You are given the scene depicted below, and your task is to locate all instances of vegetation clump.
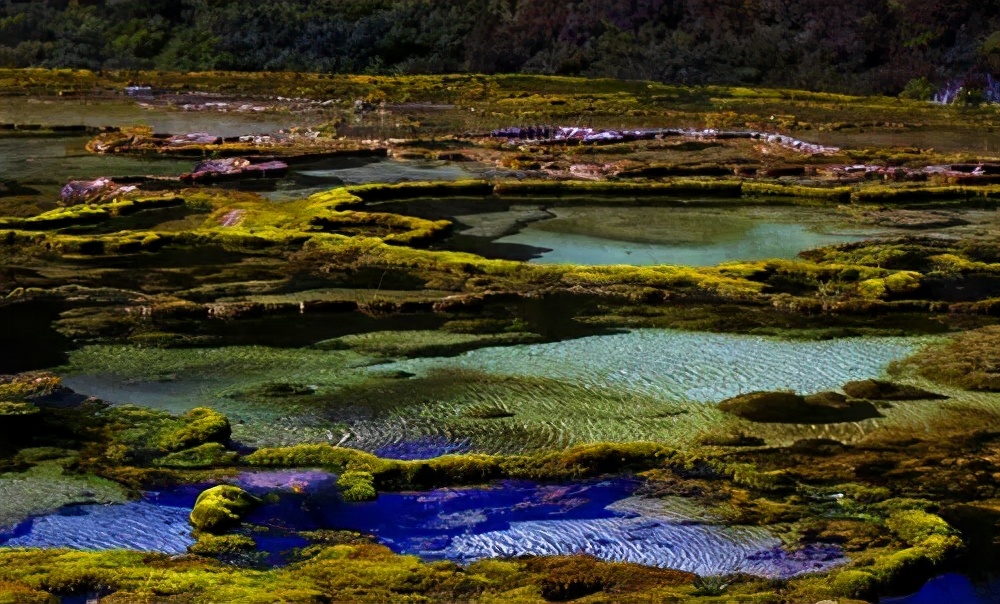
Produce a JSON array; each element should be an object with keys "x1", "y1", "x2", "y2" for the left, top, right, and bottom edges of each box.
[
  {"x1": 904, "y1": 327, "x2": 1000, "y2": 391},
  {"x1": 337, "y1": 471, "x2": 377, "y2": 502}
]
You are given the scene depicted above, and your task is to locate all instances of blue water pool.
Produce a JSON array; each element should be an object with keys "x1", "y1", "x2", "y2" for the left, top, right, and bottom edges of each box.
[
  {"x1": 0, "y1": 473, "x2": 845, "y2": 579},
  {"x1": 883, "y1": 573, "x2": 1000, "y2": 604}
]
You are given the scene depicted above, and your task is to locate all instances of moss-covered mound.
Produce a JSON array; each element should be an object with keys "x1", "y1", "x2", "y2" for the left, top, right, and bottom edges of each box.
[
  {"x1": 160, "y1": 408, "x2": 232, "y2": 452},
  {"x1": 842, "y1": 380, "x2": 945, "y2": 401},
  {"x1": 154, "y1": 443, "x2": 239, "y2": 469},
  {"x1": 904, "y1": 327, "x2": 1000, "y2": 391},
  {"x1": 719, "y1": 391, "x2": 882, "y2": 424},
  {"x1": 188, "y1": 533, "x2": 257, "y2": 557},
  {"x1": 189, "y1": 485, "x2": 260, "y2": 534}
]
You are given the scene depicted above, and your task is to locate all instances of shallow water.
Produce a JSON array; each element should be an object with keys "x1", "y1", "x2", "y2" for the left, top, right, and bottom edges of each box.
[
  {"x1": 259, "y1": 157, "x2": 484, "y2": 201},
  {"x1": 317, "y1": 479, "x2": 844, "y2": 578},
  {"x1": 59, "y1": 329, "x2": 928, "y2": 452},
  {"x1": 0, "y1": 136, "x2": 191, "y2": 185},
  {"x1": 0, "y1": 98, "x2": 311, "y2": 136},
  {"x1": 1, "y1": 500, "x2": 194, "y2": 554},
  {"x1": 800, "y1": 127, "x2": 1000, "y2": 154},
  {"x1": 882, "y1": 573, "x2": 1000, "y2": 604},
  {"x1": 380, "y1": 329, "x2": 926, "y2": 403},
  {"x1": 0, "y1": 475, "x2": 844, "y2": 578},
  {"x1": 467, "y1": 205, "x2": 885, "y2": 266}
]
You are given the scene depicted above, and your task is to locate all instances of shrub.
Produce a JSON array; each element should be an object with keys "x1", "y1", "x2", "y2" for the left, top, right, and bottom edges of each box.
[
  {"x1": 899, "y1": 78, "x2": 936, "y2": 101},
  {"x1": 337, "y1": 471, "x2": 377, "y2": 502}
]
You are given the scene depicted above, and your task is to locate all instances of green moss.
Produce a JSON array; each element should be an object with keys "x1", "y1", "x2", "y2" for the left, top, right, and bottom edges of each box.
[
  {"x1": 189, "y1": 485, "x2": 260, "y2": 534},
  {"x1": 853, "y1": 184, "x2": 1000, "y2": 204},
  {"x1": 160, "y1": 408, "x2": 232, "y2": 452},
  {"x1": 871, "y1": 546, "x2": 933, "y2": 583},
  {"x1": 0, "y1": 582, "x2": 56, "y2": 604},
  {"x1": 831, "y1": 570, "x2": 878, "y2": 600},
  {"x1": 886, "y1": 510, "x2": 954, "y2": 545},
  {"x1": 493, "y1": 179, "x2": 743, "y2": 198},
  {"x1": 0, "y1": 374, "x2": 62, "y2": 402},
  {"x1": 839, "y1": 483, "x2": 892, "y2": 504},
  {"x1": 856, "y1": 271, "x2": 921, "y2": 300},
  {"x1": 743, "y1": 182, "x2": 852, "y2": 203},
  {"x1": 0, "y1": 542, "x2": 701, "y2": 603},
  {"x1": 246, "y1": 442, "x2": 683, "y2": 489},
  {"x1": 722, "y1": 462, "x2": 790, "y2": 492},
  {"x1": 314, "y1": 329, "x2": 541, "y2": 358},
  {"x1": 189, "y1": 533, "x2": 257, "y2": 557},
  {"x1": 0, "y1": 401, "x2": 40, "y2": 417},
  {"x1": 348, "y1": 180, "x2": 494, "y2": 202},
  {"x1": 337, "y1": 471, "x2": 378, "y2": 502},
  {"x1": 154, "y1": 443, "x2": 239, "y2": 469}
]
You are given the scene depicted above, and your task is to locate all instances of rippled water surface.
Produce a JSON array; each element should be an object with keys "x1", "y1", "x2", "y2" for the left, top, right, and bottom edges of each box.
[
  {"x1": 1, "y1": 500, "x2": 194, "y2": 554},
  {"x1": 59, "y1": 329, "x2": 930, "y2": 452},
  {"x1": 380, "y1": 329, "x2": 927, "y2": 403}
]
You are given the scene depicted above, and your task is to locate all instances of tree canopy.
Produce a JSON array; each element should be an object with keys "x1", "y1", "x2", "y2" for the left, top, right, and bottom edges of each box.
[{"x1": 1, "y1": 0, "x2": 999, "y2": 94}]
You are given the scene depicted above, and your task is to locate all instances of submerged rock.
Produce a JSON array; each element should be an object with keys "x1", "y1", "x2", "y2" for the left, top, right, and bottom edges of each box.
[
  {"x1": 488, "y1": 126, "x2": 839, "y2": 154},
  {"x1": 841, "y1": 380, "x2": 946, "y2": 401},
  {"x1": 181, "y1": 157, "x2": 289, "y2": 183},
  {"x1": 719, "y1": 391, "x2": 882, "y2": 424},
  {"x1": 60, "y1": 178, "x2": 137, "y2": 206},
  {"x1": 168, "y1": 132, "x2": 222, "y2": 146}
]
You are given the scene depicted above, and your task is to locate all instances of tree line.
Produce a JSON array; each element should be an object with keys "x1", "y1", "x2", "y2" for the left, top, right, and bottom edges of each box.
[{"x1": 1, "y1": 0, "x2": 999, "y2": 95}]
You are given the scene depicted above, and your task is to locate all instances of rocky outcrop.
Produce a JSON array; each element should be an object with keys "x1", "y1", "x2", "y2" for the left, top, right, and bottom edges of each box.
[
  {"x1": 489, "y1": 126, "x2": 839, "y2": 154},
  {"x1": 180, "y1": 157, "x2": 288, "y2": 183}
]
